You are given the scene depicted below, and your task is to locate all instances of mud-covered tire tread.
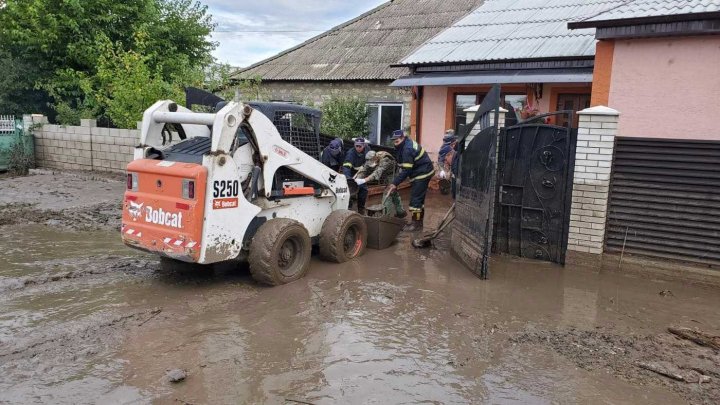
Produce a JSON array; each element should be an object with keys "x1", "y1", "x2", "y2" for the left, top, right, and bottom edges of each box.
[
  {"x1": 248, "y1": 218, "x2": 311, "y2": 286},
  {"x1": 319, "y1": 210, "x2": 367, "y2": 263}
]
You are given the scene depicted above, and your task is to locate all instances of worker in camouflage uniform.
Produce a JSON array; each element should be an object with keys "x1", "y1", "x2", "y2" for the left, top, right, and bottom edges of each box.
[{"x1": 355, "y1": 151, "x2": 407, "y2": 219}]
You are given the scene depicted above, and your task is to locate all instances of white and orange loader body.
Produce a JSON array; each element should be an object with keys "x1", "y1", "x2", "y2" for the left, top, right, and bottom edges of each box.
[{"x1": 121, "y1": 100, "x2": 367, "y2": 285}]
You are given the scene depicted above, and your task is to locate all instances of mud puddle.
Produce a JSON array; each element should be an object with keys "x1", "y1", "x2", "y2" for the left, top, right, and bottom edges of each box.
[
  {"x1": 119, "y1": 244, "x2": 720, "y2": 404},
  {"x1": 2, "y1": 172, "x2": 720, "y2": 404}
]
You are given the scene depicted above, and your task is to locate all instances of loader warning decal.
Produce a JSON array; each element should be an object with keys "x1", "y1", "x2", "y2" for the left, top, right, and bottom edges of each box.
[
  {"x1": 273, "y1": 145, "x2": 289, "y2": 158},
  {"x1": 213, "y1": 198, "x2": 239, "y2": 209}
]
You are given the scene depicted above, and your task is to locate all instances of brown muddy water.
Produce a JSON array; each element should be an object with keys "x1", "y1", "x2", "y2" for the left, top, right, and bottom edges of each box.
[{"x1": 1, "y1": 171, "x2": 719, "y2": 404}]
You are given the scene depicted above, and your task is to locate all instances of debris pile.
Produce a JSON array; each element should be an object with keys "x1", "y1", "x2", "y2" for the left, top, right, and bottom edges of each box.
[{"x1": 512, "y1": 326, "x2": 720, "y2": 404}]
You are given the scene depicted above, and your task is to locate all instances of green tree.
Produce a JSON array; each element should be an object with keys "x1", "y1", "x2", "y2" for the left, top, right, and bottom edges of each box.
[
  {"x1": 205, "y1": 63, "x2": 237, "y2": 101},
  {"x1": 0, "y1": 50, "x2": 51, "y2": 116},
  {"x1": 94, "y1": 42, "x2": 186, "y2": 128},
  {"x1": 0, "y1": 0, "x2": 215, "y2": 126},
  {"x1": 320, "y1": 97, "x2": 369, "y2": 140}
]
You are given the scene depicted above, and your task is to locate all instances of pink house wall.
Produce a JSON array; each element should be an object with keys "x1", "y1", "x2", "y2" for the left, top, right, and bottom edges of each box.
[
  {"x1": 419, "y1": 86, "x2": 449, "y2": 157},
  {"x1": 609, "y1": 36, "x2": 720, "y2": 140},
  {"x1": 418, "y1": 83, "x2": 591, "y2": 156}
]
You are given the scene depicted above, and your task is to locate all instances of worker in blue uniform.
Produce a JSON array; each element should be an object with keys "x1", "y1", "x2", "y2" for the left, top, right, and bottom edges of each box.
[
  {"x1": 321, "y1": 137, "x2": 344, "y2": 172},
  {"x1": 386, "y1": 130, "x2": 435, "y2": 231},
  {"x1": 437, "y1": 130, "x2": 457, "y2": 195},
  {"x1": 343, "y1": 137, "x2": 370, "y2": 214}
]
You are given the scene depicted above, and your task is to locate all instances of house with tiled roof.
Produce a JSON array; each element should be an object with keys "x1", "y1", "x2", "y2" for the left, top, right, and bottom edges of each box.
[{"x1": 232, "y1": 0, "x2": 485, "y2": 146}]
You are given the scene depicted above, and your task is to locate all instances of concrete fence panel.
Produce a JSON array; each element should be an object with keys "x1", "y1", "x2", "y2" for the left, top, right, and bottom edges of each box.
[{"x1": 28, "y1": 115, "x2": 139, "y2": 173}]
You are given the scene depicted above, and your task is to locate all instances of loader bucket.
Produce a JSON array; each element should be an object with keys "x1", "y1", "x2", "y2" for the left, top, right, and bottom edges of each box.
[{"x1": 364, "y1": 215, "x2": 404, "y2": 250}]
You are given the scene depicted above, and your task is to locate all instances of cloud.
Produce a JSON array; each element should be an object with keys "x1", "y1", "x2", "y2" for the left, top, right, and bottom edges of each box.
[{"x1": 203, "y1": 0, "x2": 387, "y2": 67}]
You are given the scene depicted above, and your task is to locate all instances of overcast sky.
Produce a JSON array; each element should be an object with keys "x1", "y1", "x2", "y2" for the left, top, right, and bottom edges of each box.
[{"x1": 205, "y1": 0, "x2": 387, "y2": 68}]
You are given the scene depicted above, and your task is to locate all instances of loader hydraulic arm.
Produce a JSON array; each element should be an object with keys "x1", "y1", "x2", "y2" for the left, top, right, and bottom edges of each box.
[
  {"x1": 240, "y1": 105, "x2": 347, "y2": 198},
  {"x1": 138, "y1": 100, "x2": 347, "y2": 201}
]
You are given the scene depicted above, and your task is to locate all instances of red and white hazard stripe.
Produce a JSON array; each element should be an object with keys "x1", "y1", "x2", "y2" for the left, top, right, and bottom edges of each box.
[
  {"x1": 124, "y1": 228, "x2": 143, "y2": 238},
  {"x1": 163, "y1": 237, "x2": 197, "y2": 248}
]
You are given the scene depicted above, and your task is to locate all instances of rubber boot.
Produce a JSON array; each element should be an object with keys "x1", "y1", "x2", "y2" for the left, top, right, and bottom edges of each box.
[
  {"x1": 403, "y1": 209, "x2": 424, "y2": 232},
  {"x1": 357, "y1": 202, "x2": 366, "y2": 216},
  {"x1": 395, "y1": 209, "x2": 407, "y2": 219}
]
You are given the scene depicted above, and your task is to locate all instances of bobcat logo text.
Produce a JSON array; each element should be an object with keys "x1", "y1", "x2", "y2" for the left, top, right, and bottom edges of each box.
[{"x1": 145, "y1": 206, "x2": 183, "y2": 229}]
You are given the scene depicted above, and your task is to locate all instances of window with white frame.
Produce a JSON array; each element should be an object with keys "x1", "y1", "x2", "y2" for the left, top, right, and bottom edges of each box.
[{"x1": 367, "y1": 103, "x2": 403, "y2": 146}]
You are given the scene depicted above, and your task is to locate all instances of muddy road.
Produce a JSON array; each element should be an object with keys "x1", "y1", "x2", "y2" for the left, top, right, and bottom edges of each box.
[{"x1": 1, "y1": 170, "x2": 719, "y2": 404}]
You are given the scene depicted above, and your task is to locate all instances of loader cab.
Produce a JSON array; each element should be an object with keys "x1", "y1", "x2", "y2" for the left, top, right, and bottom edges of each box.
[{"x1": 246, "y1": 102, "x2": 322, "y2": 160}]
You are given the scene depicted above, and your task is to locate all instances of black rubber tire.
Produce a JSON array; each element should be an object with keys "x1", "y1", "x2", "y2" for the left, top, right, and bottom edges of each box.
[
  {"x1": 248, "y1": 218, "x2": 312, "y2": 286},
  {"x1": 319, "y1": 210, "x2": 368, "y2": 263}
]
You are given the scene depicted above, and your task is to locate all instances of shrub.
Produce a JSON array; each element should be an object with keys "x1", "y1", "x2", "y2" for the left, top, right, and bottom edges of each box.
[
  {"x1": 320, "y1": 97, "x2": 369, "y2": 140},
  {"x1": 8, "y1": 136, "x2": 34, "y2": 175}
]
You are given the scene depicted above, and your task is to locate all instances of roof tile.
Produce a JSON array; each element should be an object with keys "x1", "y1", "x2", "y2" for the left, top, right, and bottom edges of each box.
[{"x1": 234, "y1": 0, "x2": 485, "y2": 81}]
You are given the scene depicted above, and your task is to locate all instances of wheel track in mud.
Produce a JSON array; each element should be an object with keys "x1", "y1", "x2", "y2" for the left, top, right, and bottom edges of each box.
[
  {"x1": 0, "y1": 257, "x2": 157, "y2": 292},
  {"x1": 0, "y1": 201, "x2": 122, "y2": 231},
  {"x1": 0, "y1": 307, "x2": 165, "y2": 360}
]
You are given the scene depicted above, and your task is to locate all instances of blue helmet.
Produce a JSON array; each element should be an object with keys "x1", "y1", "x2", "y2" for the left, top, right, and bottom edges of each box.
[
  {"x1": 391, "y1": 130, "x2": 405, "y2": 139},
  {"x1": 328, "y1": 137, "x2": 343, "y2": 157}
]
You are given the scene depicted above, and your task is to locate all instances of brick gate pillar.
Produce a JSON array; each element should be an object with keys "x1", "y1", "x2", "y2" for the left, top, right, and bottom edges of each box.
[{"x1": 567, "y1": 106, "x2": 620, "y2": 257}]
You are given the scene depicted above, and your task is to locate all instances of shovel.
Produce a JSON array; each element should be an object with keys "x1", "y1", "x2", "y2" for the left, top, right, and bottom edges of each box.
[
  {"x1": 366, "y1": 189, "x2": 390, "y2": 217},
  {"x1": 412, "y1": 203, "x2": 455, "y2": 248}
]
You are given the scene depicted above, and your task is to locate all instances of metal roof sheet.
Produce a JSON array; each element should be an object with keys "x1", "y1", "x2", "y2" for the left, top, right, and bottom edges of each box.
[
  {"x1": 233, "y1": 0, "x2": 485, "y2": 82},
  {"x1": 399, "y1": 0, "x2": 625, "y2": 65},
  {"x1": 578, "y1": 0, "x2": 720, "y2": 24}
]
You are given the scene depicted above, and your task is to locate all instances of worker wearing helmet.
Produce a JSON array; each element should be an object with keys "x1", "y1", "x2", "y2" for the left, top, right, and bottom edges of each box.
[
  {"x1": 355, "y1": 150, "x2": 406, "y2": 219},
  {"x1": 386, "y1": 130, "x2": 435, "y2": 231},
  {"x1": 343, "y1": 137, "x2": 370, "y2": 214},
  {"x1": 321, "y1": 137, "x2": 344, "y2": 172}
]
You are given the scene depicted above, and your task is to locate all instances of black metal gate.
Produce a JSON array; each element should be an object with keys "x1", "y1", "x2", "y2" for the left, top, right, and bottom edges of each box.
[
  {"x1": 451, "y1": 85, "x2": 501, "y2": 279},
  {"x1": 494, "y1": 113, "x2": 577, "y2": 264}
]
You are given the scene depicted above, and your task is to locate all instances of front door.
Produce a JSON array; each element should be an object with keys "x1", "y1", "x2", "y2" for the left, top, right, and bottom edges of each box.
[
  {"x1": 556, "y1": 94, "x2": 590, "y2": 127},
  {"x1": 494, "y1": 112, "x2": 577, "y2": 264}
]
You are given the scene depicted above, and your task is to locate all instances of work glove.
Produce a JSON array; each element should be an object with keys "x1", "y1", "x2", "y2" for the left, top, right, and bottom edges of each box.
[
  {"x1": 439, "y1": 170, "x2": 446, "y2": 179},
  {"x1": 355, "y1": 178, "x2": 366, "y2": 186}
]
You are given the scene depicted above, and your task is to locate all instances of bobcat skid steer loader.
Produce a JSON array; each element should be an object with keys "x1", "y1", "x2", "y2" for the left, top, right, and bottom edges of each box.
[{"x1": 121, "y1": 100, "x2": 367, "y2": 285}]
